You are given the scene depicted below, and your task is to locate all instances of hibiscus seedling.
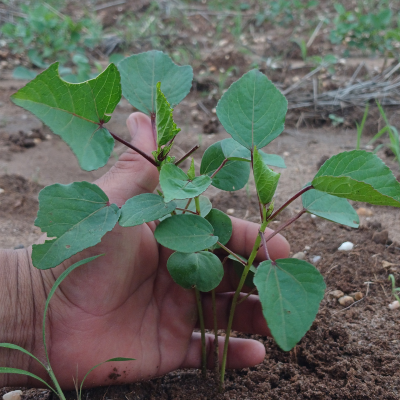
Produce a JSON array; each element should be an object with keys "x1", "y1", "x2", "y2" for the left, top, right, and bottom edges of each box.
[{"x1": 9, "y1": 50, "x2": 400, "y2": 390}]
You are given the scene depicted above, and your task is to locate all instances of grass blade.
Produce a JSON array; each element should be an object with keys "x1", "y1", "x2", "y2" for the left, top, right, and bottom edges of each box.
[{"x1": 0, "y1": 367, "x2": 56, "y2": 393}]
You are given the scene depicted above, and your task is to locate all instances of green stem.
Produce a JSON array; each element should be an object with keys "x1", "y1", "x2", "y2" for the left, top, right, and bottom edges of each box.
[
  {"x1": 195, "y1": 196, "x2": 201, "y2": 214},
  {"x1": 220, "y1": 220, "x2": 268, "y2": 386},
  {"x1": 48, "y1": 368, "x2": 66, "y2": 400},
  {"x1": 195, "y1": 287, "x2": 207, "y2": 378},
  {"x1": 211, "y1": 289, "x2": 220, "y2": 386}
]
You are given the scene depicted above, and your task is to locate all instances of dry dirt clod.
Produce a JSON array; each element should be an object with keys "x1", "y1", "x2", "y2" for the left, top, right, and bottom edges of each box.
[
  {"x1": 2, "y1": 390, "x2": 22, "y2": 400},
  {"x1": 292, "y1": 251, "x2": 305, "y2": 260},
  {"x1": 356, "y1": 207, "x2": 373, "y2": 216},
  {"x1": 338, "y1": 296, "x2": 355, "y2": 307},
  {"x1": 372, "y1": 230, "x2": 389, "y2": 244},
  {"x1": 330, "y1": 290, "x2": 344, "y2": 299}
]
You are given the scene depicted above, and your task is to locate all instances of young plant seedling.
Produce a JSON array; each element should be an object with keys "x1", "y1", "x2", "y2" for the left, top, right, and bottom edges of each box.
[
  {"x1": 0, "y1": 255, "x2": 134, "y2": 399},
  {"x1": 8, "y1": 50, "x2": 400, "y2": 390}
]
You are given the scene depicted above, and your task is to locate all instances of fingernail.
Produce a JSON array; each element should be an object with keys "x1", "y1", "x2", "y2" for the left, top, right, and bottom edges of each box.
[{"x1": 128, "y1": 115, "x2": 138, "y2": 139}]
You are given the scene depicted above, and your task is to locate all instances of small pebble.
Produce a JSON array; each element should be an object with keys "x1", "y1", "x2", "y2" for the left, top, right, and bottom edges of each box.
[
  {"x1": 356, "y1": 207, "x2": 373, "y2": 216},
  {"x1": 310, "y1": 214, "x2": 316, "y2": 219},
  {"x1": 338, "y1": 296, "x2": 355, "y2": 307},
  {"x1": 338, "y1": 241, "x2": 354, "y2": 251},
  {"x1": 292, "y1": 251, "x2": 305, "y2": 260},
  {"x1": 226, "y1": 208, "x2": 235, "y2": 215},
  {"x1": 311, "y1": 255, "x2": 321, "y2": 264},
  {"x1": 353, "y1": 292, "x2": 364, "y2": 301},
  {"x1": 0, "y1": 188, "x2": 4, "y2": 194},
  {"x1": 283, "y1": 151, "x2": 290, "y2": 156},
  {"x1": 3, "y1": 390, "x2": 23, "y2": 400},
  {"x1": 330, "y1": 290, "x2": 344, "y2": 298},
  {"x1": 304, "y1": 246, "x2": 311, "y2": 250},
  {"x1": 388, "y1": 300, "x2": 400, "y2": 310}
]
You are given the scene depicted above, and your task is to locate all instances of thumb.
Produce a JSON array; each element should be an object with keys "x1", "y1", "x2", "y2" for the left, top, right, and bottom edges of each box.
[{"x1": 95, "y1": 112, "x2": 159, "y2": 206}]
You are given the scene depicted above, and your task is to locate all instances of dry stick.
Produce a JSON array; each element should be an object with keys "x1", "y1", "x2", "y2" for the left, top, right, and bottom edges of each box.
[
  {"x1": 268, "y1": 185, "x2": 313, "y2": 222},
  {"x1": 175, "y1": 145, "x2": 200, "y2": 166},
  {"x1": 265, "y1": 209, "x2": 307, "y2": 244},
  {"x1": 94, "y1": 0, "x2": 126, "y2": 11},
  {"x1": 307, "y1": 20, "x2": 324, "y2": 48},
  {"x1": 108, "y1": 131, "x2": 157, "y2": 166},
  {"x1": 282, "y1": 64, "x2": 324, "y2": 95}
]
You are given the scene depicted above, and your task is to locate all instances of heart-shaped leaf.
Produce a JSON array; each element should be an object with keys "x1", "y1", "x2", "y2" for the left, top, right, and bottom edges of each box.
[
  {"x1": 200, "y1": 140, "x2": 250, "y2": 191},
  {"x1": 154, "y1": 214, "x2": 218, "y2": 252},
  {"x1": 205, "y1": 208, "x2": 232, "y2": 250},
  {"x1": 167, "y1": 251, "x2": 224, "y2": 292},
  {"x1": 119, "y1": 193, "x2": 176, "y2": 227},
  {"x1": 11, "y1": 63, "x2": 121, "y2": 171},
  {"x1": 216, "y1": 69, "x2": 288, "y2": 150},
  {"x1": 253, "y1": 147, "x2": 280, "y2": 205},
  {"x1": 312, "y1": 150, "x2": 400, "y2": 207},
  {"x1": 32, "y1": 182, "x2": 120, "y2": 269},
  {"x1": 159, "y1": 163, "x2": 212, "y2": 203},
  {"x1": 118, "y1": 50, "x2": 193, "y2": 114},
  {"x1": 302, "y1": 187, "x2": 359, "y2": 228},
  {"x1": 254, "y1": 258, "x2": 325, "y2": 351},
  {"x1": 156, "y1": 82, "x2": 181, "y2": 146}
]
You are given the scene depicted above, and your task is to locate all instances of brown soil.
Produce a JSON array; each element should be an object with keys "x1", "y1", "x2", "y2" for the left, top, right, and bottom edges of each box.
[{"x1": 1, "y1": 1, "x2": 400, "y2": 396}]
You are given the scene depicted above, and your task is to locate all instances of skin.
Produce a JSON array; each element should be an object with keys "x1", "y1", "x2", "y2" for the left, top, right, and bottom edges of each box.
[{"x1": 0, "y1": 113, "x2": 290, "y2": 390}]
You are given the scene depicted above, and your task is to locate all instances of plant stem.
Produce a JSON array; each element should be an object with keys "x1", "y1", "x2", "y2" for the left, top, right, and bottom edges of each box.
[
  {"x1": 175, "y1": 207, "x2": 197, "y2": 214},
  {"x1": 175, "y1": 145, "x2": 200, "y2": 166},
  {"x1": 220, "y1": 220, "x2": 268, "y2": 386},
  {"x1": 211, "y1": 289, "x2": 220, "y2": 387},
  {"x1": 236, "y1": 287, "x2": 257, "y2": 305},
  {"x1": 151, "y1": 112, "x2": 157, "y2": 142},
  {"x1": 195, "y1": 196, "x2": 201, "y2": 214},
  {"x1": 268, "y1": 185, "x2": 313, "y2": 221},
  {"x1": 108, "y1": 130, "x2": 158, "y2": 167},
  {"x1": 48, "y1": 368, "x2": 67, "y2": 400},
  {"x1": 264, "y1": 209, "x2": 306, "y2": 244},
  {"x1": 216, "y1": 242, "x2": 246, "y2": 266},
  {"x1": 182, "y1": 198, "x2": 192, "y2": 214},
  {"x1": 195, "y1": 287, "x2": 207, "y2": 378},
  {"x1": 211, "y1": 158, "x2": 228, "y2": 179},
  {"x1": 259, "y1": 231, "x2": 274, "y2": 264}
]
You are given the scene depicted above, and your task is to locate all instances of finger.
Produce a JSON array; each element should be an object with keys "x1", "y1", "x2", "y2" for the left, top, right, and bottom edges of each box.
[
  {"x1": 199, "y1": 293, "x2": 270, "y2": 336},
  {"x1": 215, "y1": 217, "x2": 290, "y2": 293},
  {"x1": 95, "y1": 112, "x2": 159, "y2": 206},
  {"x1": 181, "y1": 332, "x2": 265, "y2": 370}
]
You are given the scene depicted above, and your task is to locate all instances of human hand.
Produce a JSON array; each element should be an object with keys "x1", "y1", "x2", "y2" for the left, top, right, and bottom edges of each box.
[{"x1": 4, "y1": 113, "x2": 290, "y2": 389}]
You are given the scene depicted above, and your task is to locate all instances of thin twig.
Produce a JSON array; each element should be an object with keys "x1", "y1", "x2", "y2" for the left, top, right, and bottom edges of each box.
[
  {"x1": 217, "y1": 242, "x2": 246, "y2": 266},
  {"x1": 94, "y1": 0, "x2": 126, "y2": 11},
  {"x1": 175, "y1": 145, "x2": 200, "y2": 166}
]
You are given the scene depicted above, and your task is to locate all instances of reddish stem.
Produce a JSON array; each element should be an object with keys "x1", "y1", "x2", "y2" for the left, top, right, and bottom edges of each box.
[
  {"x1": 211, "y1": 158, "x2": 228, "y2": 179},
  {"x1": 259, "y1": 231, "x2": 275, "y2": 265},
  {"x1": 264, "y1": 209, "x2": 306, "y2": 244},
  {"x1": 268, "y1": 185, "x2": 313, "y2": 221},
  {"x1": 175, "y1": 145, "x2": 200, "y2": 166},
  {"x1": 109, "y1": 131, "x2": 157, "y2": 167},
  {"x1": 151, "y1": 112, "x2": 157, "y2": 142}
]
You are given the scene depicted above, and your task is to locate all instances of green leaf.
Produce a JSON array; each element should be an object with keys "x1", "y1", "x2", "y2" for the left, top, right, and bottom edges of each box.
[
  {"x1": 259, "y1": 151, "x2": 286, "y2": 168},
  {"x1": 205, "y1": 209, "x2": 232, "y2": 250},
  {"x1": 200, "y1": 140, "x2": 250, "y2": 191},
  {"x1": 154, "y1": 214, "x2": 218, "y2": 252},
  {"x1": 302, "y1": 187, "x2": 359, "y2": 228},
  {"x1": 229, "y1": 255, "x2": 256, "y2": 289},
  {"x1": 216, "y1": 69, "x2": 288, "y2": 150},
  {"x1": 13, "y1": 66, "x2": 37, "y2": 80},
  {"x1": 119, "y1": 193, "x2": 176, "y2": 227},
  {"x1": 0, "y1": 343, "x2": 46, "y2": 371},
  {"x1": 32, "y1": 182, "x2": 120, "y2": 269},
  {"x1": 253, "y1": 147, "x2": 280, "y2": 205},
  {"x1": 187, "y1": 158, "x2": 196, "y2": 180},
  {"x1": 156, "y1": 82, "x2": 181, "y2": 146},
  {"x1": 159, "y1": 163, "x2": 212, "y2": 203},
  {"x1": 11, "y1": 63, "x2": 121, "y2": 171},
  {"x1": 167, "y1": 251, "x2": 224, "y2": 292},
  {"x1": 79, "y1": 357, "x2": 134, "y2": 396},
  {"x1": 42, "y1": 256, "x2": 102, "y2": 367},
  {"x1": 0, "y1": 368, "x2": 56, "y2": 393},
  {"x1": 312, "y1": 150, "x2": 400, "y2": 207},
  {"x1": 118, "y1": 50, "x2": 193, "y2": 114},
  {"x1": 254, "y1": 258, "x2": 325, "y2": 351},
  {"x1": 174, "y1": 196, "x2": 212, "y2": 217}
]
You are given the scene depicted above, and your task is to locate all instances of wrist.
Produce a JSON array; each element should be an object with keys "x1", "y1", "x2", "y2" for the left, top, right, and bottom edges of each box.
[{"x1": 0, "y1": 248, "x2": 47, "y2": 386}]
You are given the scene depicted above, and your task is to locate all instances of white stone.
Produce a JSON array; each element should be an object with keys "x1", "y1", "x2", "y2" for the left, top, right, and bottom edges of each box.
[
  {"x1": 389, "y1": 301, "x2": 400, "y2": 310},
  {"x1": 312, "y1": 255, "x2": 321, "y2": 264},
  {"x1": 3, "y1": 390, "x2": 23, "y2": 400},
  {"x1": 304, "y1": 246, "x2": 311, "y2": 250},
  {"x1": 338, "y1": 296, "x2": 354, "y2": 307},
  {"x1": 0, "y1": 188, "x2": 4, "y2": 194},
  {"x1": 226, "y1": 208, "x2": 235, "y2": 215},
  {"x1": 338, "y1": 241, "x2": 354, "y2": 251},
  {"x1": 292, "y1": 251, "x2": 305, "y2": 260},
  {"x1": 330, "y1": 290, "x2": 344, "y2": 298}
]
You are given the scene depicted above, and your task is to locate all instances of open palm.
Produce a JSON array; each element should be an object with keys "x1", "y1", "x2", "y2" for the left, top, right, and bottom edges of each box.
[{"x1": 30, "y1": 113, "x2": 289, "y2": 389}]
